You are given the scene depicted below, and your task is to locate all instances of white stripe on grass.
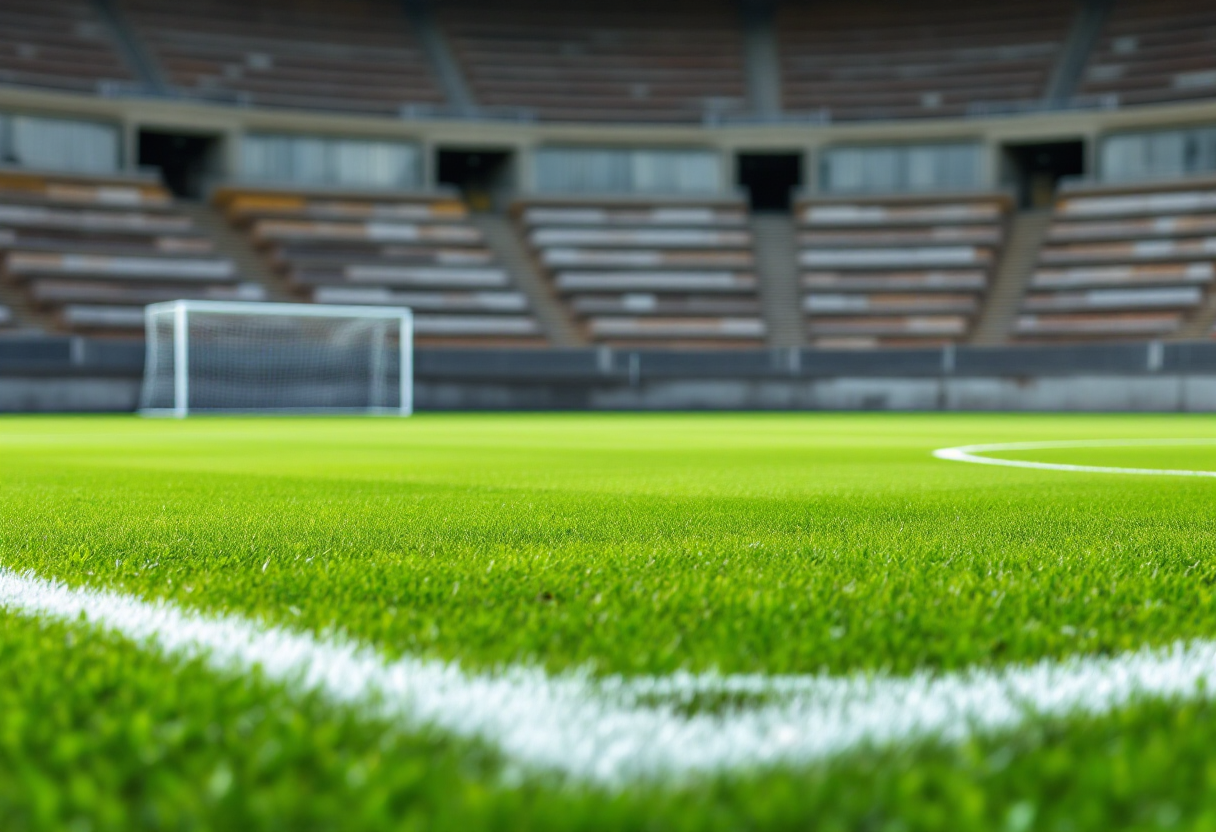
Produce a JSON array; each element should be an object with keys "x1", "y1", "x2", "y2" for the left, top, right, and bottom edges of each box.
[
  {"x1": 934, "y1": 438, "x2": 1216, "y2": 477},
  {"x1": 3, "y1": 567, "x2": 1216, "y2": 785}
]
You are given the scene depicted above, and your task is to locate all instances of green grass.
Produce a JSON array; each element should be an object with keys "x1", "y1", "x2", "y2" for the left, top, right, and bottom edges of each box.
[{"x1": 3, "y1": 412, "x2": 1216, "y2": 829}]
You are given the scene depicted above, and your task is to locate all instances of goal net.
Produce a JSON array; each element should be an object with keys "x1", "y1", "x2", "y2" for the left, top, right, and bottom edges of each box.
[{"x1": 140, "y1": 300, "x2": 413, "y2": 416}]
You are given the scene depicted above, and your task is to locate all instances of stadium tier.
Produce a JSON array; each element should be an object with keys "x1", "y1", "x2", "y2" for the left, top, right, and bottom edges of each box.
[
  {"x1": 0, "y1": 169, "x2": 256, "y2": 333},
  {"x1": 1080, "y1": 0, "x2": 1216, "y2": 108},
  {"x1": 0, "y1": 0, "x2": 133, "y2": 94},
  {"x1": 214, "y1": 185, "x2": 544, "y2": 346},
  {"x1": 0, "y1": 0, "x2": 1214, "y2": 348},
  {"x1": 796, "y1": 193, "x2": 1011, "y2": 347},
  {"x1": 436, "y1": 0, "x2": 746, "y2": 122},
  {"x1": 516, "y1": 196, "x2": 765, "y2": 347},
  {"x1": 1015, "y1": 176, "x2": 1216, "y2": 341},
  {"x1": 777, "y1": 0, "x2": 1073, "y2": 119},
  {"x1": 118, "y1": 0, "x2": 442, "y2": 112},
  {"x1": 0, "y1": 0, "x2": 1211, "y2": 119}
]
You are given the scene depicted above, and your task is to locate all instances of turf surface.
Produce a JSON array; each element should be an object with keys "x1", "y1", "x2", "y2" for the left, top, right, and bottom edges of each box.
[{"x1": 2, "y1": 412, "x2": 1216, "y2": 829}]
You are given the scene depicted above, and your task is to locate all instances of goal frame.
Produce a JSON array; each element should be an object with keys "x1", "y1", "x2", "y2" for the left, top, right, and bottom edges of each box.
[{"x1": 139, "y1": 299, "x2": 413, "y2": 418}]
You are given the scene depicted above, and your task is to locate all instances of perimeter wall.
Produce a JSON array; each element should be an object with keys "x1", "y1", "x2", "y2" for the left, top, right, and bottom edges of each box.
[{"x1": 4, "y1": 338, "x2": 1216, "y2": 412}]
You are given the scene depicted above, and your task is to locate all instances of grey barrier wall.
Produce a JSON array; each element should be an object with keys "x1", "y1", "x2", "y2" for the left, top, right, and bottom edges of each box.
[{"x1": 3, "y1": 336, "x2": 1216, "y2": 412}]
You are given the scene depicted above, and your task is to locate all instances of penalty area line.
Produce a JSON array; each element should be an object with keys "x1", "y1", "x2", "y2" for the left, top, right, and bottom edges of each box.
[{"x1": 5, "y1": 567, "x2": 1216, "y2": 785}]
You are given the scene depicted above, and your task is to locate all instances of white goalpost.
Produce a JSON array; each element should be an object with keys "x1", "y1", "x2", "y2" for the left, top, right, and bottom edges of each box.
[{"x1": 140, "y1": 300, "x2": 413, "y2": 417}]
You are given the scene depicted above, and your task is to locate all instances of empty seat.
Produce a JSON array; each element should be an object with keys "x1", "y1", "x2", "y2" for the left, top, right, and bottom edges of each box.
[
  {"x1": 0, "y1": 0, "x2": 133, "y2": 93},
  {"x1": 1079, "y1": 0, "x2": 1216, "y2": 107},
  {"x1": 796, "y1": 194, "x2": 1011, "y2": 348},
  {"x1": 518, "y1": 196, "x2": 765, "y2": 347},
  {"x1": 437, "y1": 0, "x2": 747, "y2": 123},
  {"x1": 214, "y1": 184, "x2": 544, "y2": 346},
  {"x1": 118, "y1": 0, "x2": 442, "y2": 114},
  {"x1": 1017, "y1": 312, "x2": 1183, "y2": 337},
  {"x1": 1015, "y1": 177, "x2": 1216, "y2": 342},
  {"x1": 0, "y1": 169, "x2": 247, "y2": 333},
  {"x1": 778, "y1": 0, "x2": 1071, "y2": 120}
]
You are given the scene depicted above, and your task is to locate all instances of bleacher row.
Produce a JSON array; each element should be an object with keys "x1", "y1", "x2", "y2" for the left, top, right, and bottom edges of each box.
[
  {"x1": 212, "y1": 186, "x2": 543, "y2": 344},
  {"x1": 777, "y1": 0, "x2": 1072, "y2": 120},
  {"x1": 1, "y1": 0, "x2": 1214, "y2": 122},
  {"x1": 1017, "y1": 179, "x2": 1216, "y2": 340},
  {"x1": 0, "y1": 0, "x2": 133, "y2": 95},
  {"x1": 437, "y1": 0, "x2": 748, "y2": 123},
  {"x1": 120, "y1": 0, "x2": 442, "y2": 114},
  {"x1": 518, "y1": 198, "x2": 764, "y2": 346},
  {"x1": 3, "y1": 170, "x2": 1216, "y2": 346},
  {"x1": 795, "y1": 195, "x2": 1008, "y2": 347},
  {"x1": 0, "y1": 170, "x2": 259, "y2": 333},
  {"x1": 0, "y1": 171, "x2": 543, "y2": 345}
]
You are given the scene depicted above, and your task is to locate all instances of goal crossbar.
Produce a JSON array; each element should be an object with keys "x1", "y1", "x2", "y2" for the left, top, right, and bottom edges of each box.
[{"x1": 140, "y1": 299, "x2": 413, "y2": 418}]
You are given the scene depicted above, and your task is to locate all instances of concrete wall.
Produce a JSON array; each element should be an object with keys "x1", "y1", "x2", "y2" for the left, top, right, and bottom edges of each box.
[
  {"x1": 419, "y1": 375, "x2": 1216, "y2": 412},
  {"x1": 0, "y1": 377, "x2": 141, "y2": 412},
  {"x1": 1, "y1": 83, "x2": 1214, "y2": 190},
  {"x1": 4, "y1": 337, "x2": 1216, "y2": 413},
  {"x1": 4, "y1": 374, "x2": 1216, "y2": 413}
]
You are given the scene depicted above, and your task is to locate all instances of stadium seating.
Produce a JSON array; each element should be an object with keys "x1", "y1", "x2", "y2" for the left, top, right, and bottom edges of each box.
[
  {"x1": 0, "y1": 170, "x2": 255, "y2": 333},
  {"x1": 2, "y1": 0, "x2": 1216, "y2": 352},
  {"x1": 1079, "y1": 0, "x2": 1216, "y2": 107},
  {"x1": 117, "y1": 0, "x2": 442, "y2": 113},
  {"x1": 0, "y1": 0, "x2": 133, "y2": 94},
  {"x1": 796, "y1": 194, "x2": 1010, "y2": 347},
  {"x1": 214, "y1": 185, "x2": 544, "y2": 346},
  {"x1": 1015, "y1": 177, "x2": 1216, "y2": 341},
  {"x1": 517, "y1": 196, "x2": 765, "y2": 346},
  {"x1": 436, "y1": 0, "x2": 747, "y2": 122},
  {"x1": 777, "y1": 0, "x2": 1072, "y2": 119},
  {"x1": 0, "y1": 0, "x2": 1214, "y2": 125}
]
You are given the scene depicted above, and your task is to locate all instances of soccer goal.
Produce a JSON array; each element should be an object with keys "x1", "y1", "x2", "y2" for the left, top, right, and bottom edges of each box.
[{"x1": 139, "y1": 300, "x2": 413, "y2": 417}]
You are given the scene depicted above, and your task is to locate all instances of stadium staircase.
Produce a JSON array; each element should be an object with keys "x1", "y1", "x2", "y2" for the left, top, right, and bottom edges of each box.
[
  {"x1": 90, "y1": 0, "x2": 170, "y2": 93},
  {"x1": 1043, "y1": 0, "x2": 1115, "y2": 105},
  {"x1": 403, "y1": 0, "x2": 477, "y2": 115},
  {"x1": 740, "y1": 2, "x2": 782, "y2": 119},
  {"x1": 750, "y1": 212, "x2": 804, "y2": 347},
  {"x1": 177, "y1": 203, "x2": 292, "y2": 302},
  {"x1": 0, "y1": 273, "x2": 49, "y2": 332},
  {"x1": 971, "y1": 209, "x2": 1053, "y2": 345},
  {"x1": 1178, "y1": 293, "x2": 1216, "y2": 340},
  {"x1": 468, "y1": 213, "x2": 583, "y2": 347}
]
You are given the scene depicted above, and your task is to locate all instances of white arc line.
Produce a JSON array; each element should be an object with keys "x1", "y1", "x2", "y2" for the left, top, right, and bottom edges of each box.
[
  {"x1": 934, "y1": 439, "x2": 1216, "y2": 477},
  {"x1": 5, "y1": 567, "x2": 1216, "y2": 785}
]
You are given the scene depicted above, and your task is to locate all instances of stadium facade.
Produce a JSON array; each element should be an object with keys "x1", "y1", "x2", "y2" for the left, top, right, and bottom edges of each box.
[{"x1": 3, "y1": 0, "x2": 1216, "y2": 410}]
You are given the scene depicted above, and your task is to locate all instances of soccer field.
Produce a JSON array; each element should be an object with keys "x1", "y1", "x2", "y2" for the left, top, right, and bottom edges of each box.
[{"x1": 4, "y1": 412, "x2": 1216, "y2": 830}]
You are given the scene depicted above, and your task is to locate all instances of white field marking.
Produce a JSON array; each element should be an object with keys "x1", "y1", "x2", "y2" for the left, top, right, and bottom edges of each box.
[
  {"x1": 934, "y1": 438, "x2": 1216, "y2": 477},
  {"x1": 6, "y1": 567, "x2": 1216, "y2": 785}
]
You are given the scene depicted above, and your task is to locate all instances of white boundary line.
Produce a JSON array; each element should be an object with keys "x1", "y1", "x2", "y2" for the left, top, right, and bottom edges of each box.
[
  {"x1": 5, "y1": 566, "x2": 1216, "y2": 785},
  {"x1": 934, "y1": 438, "x2": 1216, "y2": 477}
]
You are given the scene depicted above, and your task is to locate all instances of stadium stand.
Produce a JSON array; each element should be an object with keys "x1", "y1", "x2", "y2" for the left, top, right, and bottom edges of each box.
[
  {"x1": 777, "y1": 0, "x2": 1073, "y2": 119},
  {"x1": 796, "y1": 193, "x2": 1011, "y2": 347},
  {"x1": 213, "y1": 185, "x2": 544, "y2": 346},
  {"x1": 517, "y1": 196, "x2": 765, "y2": 347},
  {"x1": 1079, "y1": 0, "x2": 1216, "y2": 108},
  {"x1": 116, "y1": 0, "x2": 443, "y2": 113},
  {"x1": 1015, "y1": 176, "x2": 1216, "y2": 341},
  {"x1": 436, "y1": 0, "x2": 748, "y2": 122},
  {"x1": 0, "y1": 0, "x2": 133, "y2": 94},
  {"x1": 0, "y1": 169, "x2": 256, "y2": 333},
  {"x1": 1, "y1": 0, "x2": 1216, "y2": 352},
  {"x1": 0, "y1": 0, "x2": 1211, "y2": 124}
]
